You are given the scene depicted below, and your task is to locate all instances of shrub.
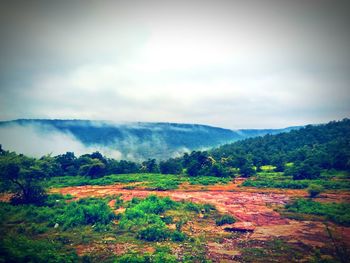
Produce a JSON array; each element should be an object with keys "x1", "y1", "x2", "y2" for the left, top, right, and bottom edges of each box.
[
  {"x1": 161, "y1": 216, "x2": 173, "y2": 224},
  {"x1": 54, "y1": 198, "x2": 115, "y2": 229},
  {"x1": 216, "y1": 214, "x2": 236, "y2": 226},
  {"x1": 184, "y1": 202, "x2": 201, "y2": 213},
  {"x1": 137, "y1": 225, "x2": 169, "y2": 241},
  {"x1": 203, "y1": 203, "x2": 216, "y2": 213},
  {"x1": 307, "y1": 184, "x2": 324, "y2": 198},
  {"x1": 170, "y1": 230, "x2": 186, "y2": 242}
]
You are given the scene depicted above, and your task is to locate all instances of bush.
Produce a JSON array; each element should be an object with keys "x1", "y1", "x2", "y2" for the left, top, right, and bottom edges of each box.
[
  {"x1": 170, "y1": 230, "x2": 186, "y2": 242},
  {"x1": 184, "y1": 202, "x2": 202, "y2": 213},
  {"x1": 307, "y1": 184, "x2": 324, "y2": 198},
  {"x1": 115, "y1": 250, "x2": 177, "y2": 263},
  {"x1": 137, "y1": 225, "x2": 169, "y2": 241},
  {"x1": 216, "y1": 214, "x2": 236, "y2": 226},
  {"x1": 203, "y1": 203, "x2": 216, "y2": 213},
  {"x1": 161, "y1": 216, "x2": 173, "y2": 224},
  {"x1": 54, "y1": 198, "x2": 115, "y2": 229}
]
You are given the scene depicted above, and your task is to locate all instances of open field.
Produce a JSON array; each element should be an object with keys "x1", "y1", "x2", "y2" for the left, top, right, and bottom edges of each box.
[{"x1": 43, "y1": 176, "x2": 350, "y2": 262}]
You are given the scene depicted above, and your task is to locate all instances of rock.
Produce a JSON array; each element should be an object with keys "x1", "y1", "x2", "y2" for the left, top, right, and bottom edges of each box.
[{"x1": 223, "y1": 222, "x2": 256, "y2": 232}]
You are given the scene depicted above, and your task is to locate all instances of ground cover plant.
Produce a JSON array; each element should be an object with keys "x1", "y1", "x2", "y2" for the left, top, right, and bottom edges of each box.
[
  {"x1": 44, "y1": 173, "x2": 233, "y2": 189},
  {"x1": 242, "y1": 171, "x2": 350, "y2": 190},
  {"x1": 285, "y1": 198, "x2": 350, "y2": 226}
]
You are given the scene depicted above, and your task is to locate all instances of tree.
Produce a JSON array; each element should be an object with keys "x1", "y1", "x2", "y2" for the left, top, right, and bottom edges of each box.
[
  {"x1": 284, "y1": 162, "x2": 321, "y2": 180},
  {"x1": 159, "y1": 159, "x2": 183, "y2": 174},
  {"x1": 0, "y1": 153, "x2": 47, "y2": 205},
  {"x1": 239, "y1": 162, "x2": 256, "y2": 177},
  {"x1": 209, "y1": 163, "x2": 231, "y2": 177},
  {"x1": 55, "y1": 152, "x2": 78, "y2": 176},
  {"x1": 141, "y1": 159, "x2": 160, "y2": 173},
  {"x1": 107, "y1": 159, "x2": 140, "y2": 174},
  {"x1": 79, "y1": 159, "x2": 106, "y2": 178},
  {"x1": 184, "y1": 151, "x2": 213, "y2": 177}
]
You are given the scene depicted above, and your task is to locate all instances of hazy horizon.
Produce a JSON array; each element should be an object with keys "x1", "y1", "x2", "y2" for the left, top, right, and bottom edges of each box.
[
  {"x1": 0, "y1": 117, "x2": 342, "y2": 131},
  {"x1": 1, "y1": 0, "x2": 350, "y2": 129}
]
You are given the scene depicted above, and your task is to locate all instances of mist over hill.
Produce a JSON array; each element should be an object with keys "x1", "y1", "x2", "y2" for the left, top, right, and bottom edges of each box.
[{"x1": 0, "y1": 119, "x2": 299, "y2": 160}]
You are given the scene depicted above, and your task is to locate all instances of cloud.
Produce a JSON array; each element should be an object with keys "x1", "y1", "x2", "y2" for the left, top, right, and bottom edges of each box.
[
  {"x1": 0, "y1": 123, "x2": 122, "y2": 159},
  {"x1": 0, "y1": 0, "x2": 349, "y2": 128}
]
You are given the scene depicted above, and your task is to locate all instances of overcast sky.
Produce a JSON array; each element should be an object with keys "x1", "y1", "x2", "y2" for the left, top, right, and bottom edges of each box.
[{"x1": 0, "y1": 0, "x2": 349, "y2": 129}]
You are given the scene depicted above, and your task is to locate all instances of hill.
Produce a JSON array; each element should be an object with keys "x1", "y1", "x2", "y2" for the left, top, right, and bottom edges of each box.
[
  {"x1": 0, "y1": 119, "x2": 297, "y2": 160},
  {"x1": 209, "y1": 118, "x2": 350, "y2": 174}
]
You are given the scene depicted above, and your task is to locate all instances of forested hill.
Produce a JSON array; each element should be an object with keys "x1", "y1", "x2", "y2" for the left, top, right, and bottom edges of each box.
[
  {"x1": 211, "y1": 118, "x2": 350, "y2": 172},
  {"x1": 0, "y1": 119, "x2": 297, "y2": 160}
]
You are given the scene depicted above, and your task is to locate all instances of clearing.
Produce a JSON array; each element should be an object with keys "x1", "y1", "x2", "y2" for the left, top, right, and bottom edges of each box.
[{"x1": 51, "y1": 179, "x2": 350, "y2": 262}]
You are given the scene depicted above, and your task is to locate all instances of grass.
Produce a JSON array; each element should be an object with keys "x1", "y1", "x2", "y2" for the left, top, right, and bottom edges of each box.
[
  {"x1": 285, "y1": 198, "x2": 350, "y2": 226},
  {"x1": 242, "y1": 171, "x2": 350, "y2": 190},
  {"x1": 45, "y1": 173, "x2": 233, "y2": 189}
]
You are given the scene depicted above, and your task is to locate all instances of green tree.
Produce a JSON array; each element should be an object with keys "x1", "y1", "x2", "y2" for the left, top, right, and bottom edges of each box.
[
  {"x1": 159, "y1": 158, "x2": 183, "y2": 174},
  {"x1": 79, "y1": 159, "x2": 106, "y2": 178},
  {"x1": 0, "y1": 153, "x2": 47, "y2": 205},
  {"x1": 285, "y1": 162, "x2": 321, "y2": 180},
  {"x1": 141, "y1": 159, "x2": 160, "y2": 173}
]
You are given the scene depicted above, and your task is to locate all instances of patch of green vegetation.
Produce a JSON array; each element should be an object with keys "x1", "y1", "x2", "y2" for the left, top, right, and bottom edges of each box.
[
  {"x1": 285, "y1": 198, "x2": 350, "y2": 226},
  {"x1": 0, "y1": 194, "x2": 117, "y2": 262},
  {"x1": 118, "y1": 195, "x2": 211, "y2": 243},
  {"x1": 215, "y1": 214, "x2": 236, "y2": 226},
  {"x1": 260, "y1": 165, "x2": 276, "y2": 172},
  {"x1": 143, "y1": 180, "x2": 179, "y2": 191},
  {"x1": 0, "y1": 234, "x2": 79, "y2": 263},
  {"x1": 307, "y1": 184, "x2": 325, "y2": 198},
  {"x1": 115, "y1": 247, "x2": 177, "y2": 263},
  {"x1": 188, "y1": 176, "x2": 231, "y2": 185},
  {"x1": 46, "y1": 173, "x2": 233, "y2": 189},
  {"x1": 239, "y1": 239, "x2": 305, "y2": 262},
  {"x1": 242, "y1": 171, "x2": 350, "y2": 190}
]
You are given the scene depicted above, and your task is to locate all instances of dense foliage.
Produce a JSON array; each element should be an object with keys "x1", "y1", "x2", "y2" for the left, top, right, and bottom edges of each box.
[{"x1": 211, "y1": 119, "x2": 350, "y2": 176}]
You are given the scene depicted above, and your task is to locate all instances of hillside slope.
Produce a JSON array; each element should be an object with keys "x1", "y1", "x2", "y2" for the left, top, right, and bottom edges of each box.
[
  {"x1": 211, "y1": 118, "x2": 350, "y2": 171},
  {"x1": 0, "y1": 119, "x2": 298, "y2": 160}
]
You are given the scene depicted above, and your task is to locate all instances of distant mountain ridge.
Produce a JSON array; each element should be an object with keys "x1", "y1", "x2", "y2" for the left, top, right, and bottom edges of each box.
[{"x1": 0, "y1": 119, "x2": 301, "y2": 160}]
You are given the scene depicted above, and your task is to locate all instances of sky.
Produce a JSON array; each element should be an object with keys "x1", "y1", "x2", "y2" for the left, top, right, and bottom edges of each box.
[{"x1": 0, "y1": 0, "x2": 349, "y2": 129}]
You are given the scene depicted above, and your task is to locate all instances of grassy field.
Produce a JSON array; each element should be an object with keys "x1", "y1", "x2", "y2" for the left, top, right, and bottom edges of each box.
[{"x1": 45, "y1": 173, "x2": 232, "y2": 190}]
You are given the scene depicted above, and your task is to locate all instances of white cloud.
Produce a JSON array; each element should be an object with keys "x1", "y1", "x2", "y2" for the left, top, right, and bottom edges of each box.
[
  {"x1": 0, "y1": 124, "x2": 122, "y2": 159},
  {"x1": 0, "y1": 0, "x2": 349, "y2": 128}
]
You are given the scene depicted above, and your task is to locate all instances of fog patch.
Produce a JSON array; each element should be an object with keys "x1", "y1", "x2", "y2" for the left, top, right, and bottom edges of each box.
[{"x1": 0, "y1": 123, "x2": 122, "y2": 159}]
